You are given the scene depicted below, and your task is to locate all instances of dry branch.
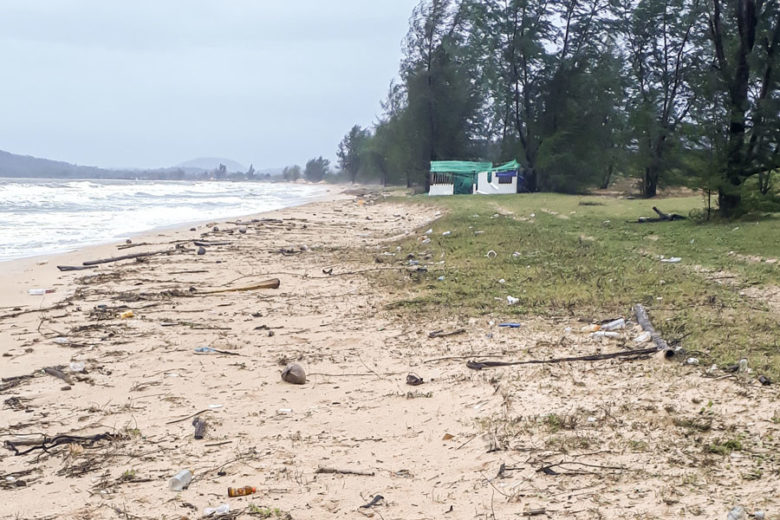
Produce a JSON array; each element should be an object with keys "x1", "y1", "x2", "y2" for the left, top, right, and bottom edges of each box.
[
  {"x1": 315, "y1": 467, "x2": 375, "y2": 476},
  {"x1": 82, "y1": 248, "x2": 181, "y2": 266},
  {"x1": 633, "y1": 304, "x2": 670, "y2": 351},
  {"x1": 466, "y1": 346, "x2": 658, "y2": 370}
]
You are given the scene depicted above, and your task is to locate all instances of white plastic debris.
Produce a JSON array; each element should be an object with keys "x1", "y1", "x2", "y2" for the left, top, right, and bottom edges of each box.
[
  {"x1": 442, "y1": 231, "x2": 452, "y2": 236},
  {"x1": 660, "y1": 257, "x2": 682, "y2": 263},
  {"x1": 633, "y1": 331, "x2": 652, "y2": 344},
  {"x1": 69, "y1": 362, "x2": 86, "y2": 372},
  {"x1": 421, "y1": 238, "x2": 431, "y2": 245},
  {"x1": 685, "y1": 357, "x2": 700, "y2": 366},
  {"x1": 591, "y1": 331, "x2": 620, "y2": 338},
  {"x1": 486, "y1": 250, "x2": 497, "y2": 259},
  {"x1": 424, "y1": 228, "x2": 433, "y2": 235},
  {"x1": 204, "y1": 504, "x2": 230, "y2": 516},
  {"x1": 498, "y1": 279, "x2": 506, "y2": 284},
  {"x1": 506, "y1": 296, "x2": 520, "y2": 305},
  {"x1": 600, "y1": 318, "x2": 625, "y2": 331}
]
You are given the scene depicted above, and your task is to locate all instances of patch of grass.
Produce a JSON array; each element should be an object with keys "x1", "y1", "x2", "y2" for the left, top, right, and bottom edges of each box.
[
  {"x1": 247, "y1": 505, "x2": 291, "y2": 519},
  {"x1": 706, "y1": 438, "x2": 743, "y2": 455},
  {"x1": 373, "y1": 193, "x2": 780, "y2": 378}
]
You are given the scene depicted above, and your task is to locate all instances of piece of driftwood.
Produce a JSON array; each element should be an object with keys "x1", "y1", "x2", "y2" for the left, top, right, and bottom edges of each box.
[
  {"x1": 0, "y1": 374, "x2": 36, "y2": 392},
  {"x1": 193, "y1": 241, "x2": 233, "y2": 247},
  {"x1": 198, "y1": 278, "x2": 280, "y2": 294},
  {"x1": 633, "y1": 304, "x2": 670, "y2": 351},
  {"x1": 43, "y1": 367, "x2": 73, "y2": 385},
  {"x1": 82, "y1": 249, "x2": 179, "y2": 266},
  {"x1": 636, "y1": 206, "x2": 686, "y2": 223},
  {"x1": 57, "y1": 265, "x2": 98, "y2": 272},
  {"x1": 5, "y1": 432, "x2": 120, "y2": 456},
  {"x1": 429, "y1": 328, "x2": 466, "y2": 338},
  {"x1": 466, "y1": 346, "x2": 658, "y2": 370},
  {"x1": 0, "y1": 302, "x2": 70, "y2": 320},
  {"x1": 360, "y1": 495, "x2": 384, "y2": 508},
  {"x1": 117, "y1": 242, "x2": 151, "y2": 250},
  {"x1": 315, "y1": 467, "x2": 375, "y2": 476}
]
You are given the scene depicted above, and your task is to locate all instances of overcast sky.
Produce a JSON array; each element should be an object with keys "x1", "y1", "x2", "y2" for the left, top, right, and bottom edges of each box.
[{"x1": 0, "y1": 1, "x2": 418, "y2": 170}]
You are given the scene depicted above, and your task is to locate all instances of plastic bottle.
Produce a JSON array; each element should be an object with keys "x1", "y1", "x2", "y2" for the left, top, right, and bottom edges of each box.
[
  {"x1": 727, "y1": 506, "x2": 745, "y2": 520},
  {"x1": 227, "y1": 486, "x2": 256, "y2": 497},
  {"x1": 169, "y1": 469, "x2": 192, "y2": 491},
  {"x1": 601, "y1": 318, "x2": 625, "y2": 331}
]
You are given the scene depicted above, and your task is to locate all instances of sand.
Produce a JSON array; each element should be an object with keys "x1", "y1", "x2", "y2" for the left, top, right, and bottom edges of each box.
[{"x1": 1, "y1": 190, "x2": 778, "y2": 519}]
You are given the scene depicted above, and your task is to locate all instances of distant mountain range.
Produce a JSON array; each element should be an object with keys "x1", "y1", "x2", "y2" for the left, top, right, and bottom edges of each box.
[
  {"x1": 0, "y1": 149, "x2": 279, "y2": 180},
  {"x1": 177, "y1": 157, "x2": 246, "y2": 173}
]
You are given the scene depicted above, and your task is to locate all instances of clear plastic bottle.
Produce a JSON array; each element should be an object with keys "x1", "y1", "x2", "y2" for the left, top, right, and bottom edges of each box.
[
  {"x1": 204, "y1": 504, "x2": 230, "y2": 516},
  {"x1": 727, "y1": 506, "x2": 746, "y2": 520},
  {"x1": 601, "y1": 318, "x2": 625, "y2": 331},
  {"x1": 169, "y1": 469, "x2": 192, "y2": 491}
]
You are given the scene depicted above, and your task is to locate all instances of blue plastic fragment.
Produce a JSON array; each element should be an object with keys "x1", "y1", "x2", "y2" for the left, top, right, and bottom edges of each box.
[{"x1": 498, "y1": 322, "x2": 522, "y2": 328}]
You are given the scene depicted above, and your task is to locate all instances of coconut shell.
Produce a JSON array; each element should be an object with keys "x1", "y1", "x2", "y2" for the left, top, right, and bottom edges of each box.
[{"x1": 281, "y1": 363, "x2": 306, "y2": 385}]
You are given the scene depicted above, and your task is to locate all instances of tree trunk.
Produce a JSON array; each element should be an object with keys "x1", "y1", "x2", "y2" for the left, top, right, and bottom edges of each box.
[{"x1": 643, "y1": 166, "x2": 658, "y2": 198}]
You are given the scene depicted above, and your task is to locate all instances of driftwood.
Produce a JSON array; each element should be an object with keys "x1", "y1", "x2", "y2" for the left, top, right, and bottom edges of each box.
[
  {"x1": 4, "y1": 432, "x2": 120, "y2": 456},
  {"x1": 633, "y1": 304, "x2": 670, "y2": 351},
  {"x1": 43, "y1": 367, "x2": 73, "y2": 385},
  {"x1": 57, "y1": 265, "x2": 98, "y2": 272},
  {"x1": 82, "y1": 248, "x2": 181, "y2": 266},
  {"x1": 193, "y1": 240, "x2": 233, "y2": 247},
  {"x1": 0, "y1": 374, "x2": 36, "y2": 392},
  {"x1": 636, "y1": 207, "x2": 686, "y2": 223},
  {"x1": 198, "y1": 278, "x2": 280, "y2": 295},
  {"x1": 116, "y1": 242, "x2": 151, "y2": 250},
  {"x1": 315, "y1": 467, "x2": 375, "y2": 476},
  {"x1": 429, "y1": 328, "x2": 466, "y2": 338},
  {"x1": 0, "y1": 302, "x2": 70, "y2": 320},
  {"x1": 466, "y1": 346, "x2": 658, "y2": 370}
]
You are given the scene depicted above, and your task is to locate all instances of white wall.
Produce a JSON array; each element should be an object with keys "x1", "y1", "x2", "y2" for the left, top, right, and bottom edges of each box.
[
  {"x1": 475, "y1": 171, "x2": 517, "y2": 195},
  {"x1": 428, "y1": 183, "x2": 455, "y2": 196}
]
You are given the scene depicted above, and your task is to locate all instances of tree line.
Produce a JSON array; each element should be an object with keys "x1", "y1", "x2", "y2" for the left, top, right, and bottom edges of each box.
[{"x1": 335, "y1": 0, "x2": 779, "y2": 217}]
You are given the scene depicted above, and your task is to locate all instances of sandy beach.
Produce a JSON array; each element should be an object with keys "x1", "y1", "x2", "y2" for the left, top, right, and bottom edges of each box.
[{"x1": 1, "y1": 190, "x2": 778, "y2": 520}]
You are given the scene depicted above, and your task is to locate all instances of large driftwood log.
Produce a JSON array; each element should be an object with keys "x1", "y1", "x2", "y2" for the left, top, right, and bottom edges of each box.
[
  {"x1": 82, "y1": 249, "x2": 180, "y2": 266},
  {"x1": 633, "y1": 304, "x2": 670, "y2": 351}
]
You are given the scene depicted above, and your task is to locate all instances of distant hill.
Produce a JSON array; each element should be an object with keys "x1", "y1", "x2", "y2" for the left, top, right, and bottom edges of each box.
[
  {"x1": 0, "y1": 149, "x2": 111, "y2": 178},
  {"x1": 177, "y1": 157, "x2": 246, "y2": 173},
  {"x1": 0, "y1": 149, "x2": 276, "y2": 181}
]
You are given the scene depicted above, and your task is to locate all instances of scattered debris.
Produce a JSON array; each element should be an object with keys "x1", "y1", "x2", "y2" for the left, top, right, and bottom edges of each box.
[{"x1": 193, "y1": 417, "x2": 207, "y2": 439}]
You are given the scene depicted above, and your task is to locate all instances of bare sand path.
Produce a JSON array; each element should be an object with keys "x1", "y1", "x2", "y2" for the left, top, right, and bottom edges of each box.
[{"x1": 1, "y1": 192, "x2": 778, "y2": 519}]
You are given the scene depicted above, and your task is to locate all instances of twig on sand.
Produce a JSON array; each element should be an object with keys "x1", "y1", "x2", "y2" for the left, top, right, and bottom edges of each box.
[
  {"x1": 466, "y1": 346, "x2": 658, "y2": 370},
  {"x1": 428, "y1": 329, "x2": 466, "y2": 338},
  {"x1": 166, "y1": 409, "x2": 212, "y2": 425},
  {"x1": 197, "y1": 278, "x2": 280, "y2": 294},
  {"x1": 315, "y1": 467, "x2": 375, "y2": 476}
]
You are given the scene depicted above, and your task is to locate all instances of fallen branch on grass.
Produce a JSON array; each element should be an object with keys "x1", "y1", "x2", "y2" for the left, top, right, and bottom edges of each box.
[
  {"x1": 635, "y1": 207, "x2": 686, "y2": 223},
  {"x1": 633, "y1": 304, "x2": 670, "y2": 352},
  {"x1": 466, "y1": 346, "x2": 658, "y2": 370}
]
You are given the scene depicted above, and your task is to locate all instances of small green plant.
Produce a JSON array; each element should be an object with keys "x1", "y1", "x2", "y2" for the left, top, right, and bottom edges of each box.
[
  {"x1": 247, "y1": 505, "x2": 290, "y2": 519},
  {"x1": 706, "y1": 438, "x2": 743, "y2": 455}
]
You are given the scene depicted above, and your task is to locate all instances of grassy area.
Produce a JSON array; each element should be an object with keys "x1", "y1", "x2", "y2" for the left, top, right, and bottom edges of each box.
[{"x1": 373, "y1": 192, "x2": 780, "y2": 378}]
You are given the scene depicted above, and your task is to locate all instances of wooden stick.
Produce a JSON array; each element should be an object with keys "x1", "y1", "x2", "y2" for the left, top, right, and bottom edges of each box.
[
  {"x1": 57, "y1": 265, "x2": 98, "y2": 272},
  {"x1": 466, "y1": 346, "x2": 658, "y2": 370},
  {"x1": 315, "y1": 467, "x2": 375, "y2": 476},
  {"x1": 633, "y1": 304, "x2": 670, "y2": 351},
  {"x1": 429, "y1": 328, "x2": 466, "y2": 338},
  {"x1": 43, "y1": 367, "x2": 73, "y2": 385},
  {"x1": 166, "y1": 409, "x2": 212, "y2": 425},
  {"x1": 82, "y1": 249, "x2": 179, "y2": 266},
  {"x1": 198, "y1": 278, "x2": 280, "y2": 294}
]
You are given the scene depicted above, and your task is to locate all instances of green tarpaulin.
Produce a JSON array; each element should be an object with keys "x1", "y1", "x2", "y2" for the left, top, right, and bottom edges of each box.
[{"x1": 429, "y1": 160, "x2": 522, "y2": 195}]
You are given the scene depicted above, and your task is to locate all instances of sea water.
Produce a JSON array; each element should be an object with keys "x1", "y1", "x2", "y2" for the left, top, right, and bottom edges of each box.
[{"x1": 0, "y1": 178, "x2": 328, "y2": 261}]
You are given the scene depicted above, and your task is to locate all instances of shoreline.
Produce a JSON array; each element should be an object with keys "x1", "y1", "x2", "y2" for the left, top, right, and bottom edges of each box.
[
  {"x1": 0, "y1": 178, "x2": 335, "y2": 266},
  {"x1": 0, "y1": 186, "x2": 347, "y2": 310}
]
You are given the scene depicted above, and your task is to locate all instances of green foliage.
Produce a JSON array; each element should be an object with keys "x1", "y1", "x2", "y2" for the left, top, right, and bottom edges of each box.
[
  {"x1": 282, "y1": 165, "x2": 301, "y2": 182},
  {"x1": 337, "y1": 125, "x2": 371, "y2": 184},
  {"x1": 303, "y1": 157, "x2": 330, "y2": 183},
  {"x1": 374, "y1": 193, "x2": 780, "y2": 378}
]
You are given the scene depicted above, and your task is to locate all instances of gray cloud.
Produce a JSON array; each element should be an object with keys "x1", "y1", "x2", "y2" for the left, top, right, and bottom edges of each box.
[{"x1": 0, "y1": 1, "x2": 417, "y2": 169}]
